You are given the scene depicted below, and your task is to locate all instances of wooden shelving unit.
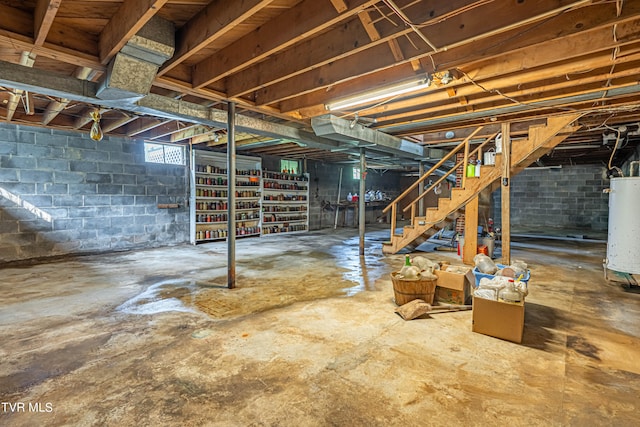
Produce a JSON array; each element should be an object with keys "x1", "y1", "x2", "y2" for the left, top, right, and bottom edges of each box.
[
  {"x1": 261, "y1": 171, "x2": 309, "y2": 235},
  {"x1": 191, "y1": 151, "x2": 262, "y2": 244},
  {"x1": 234, "y1": 170, "x2": 261, "y2": 238}
]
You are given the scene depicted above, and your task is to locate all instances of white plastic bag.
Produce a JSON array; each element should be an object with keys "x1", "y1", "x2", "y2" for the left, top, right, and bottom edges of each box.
[
  {"x1": 474, "y1": 253, "x2": 498, "y2": 274},
  {"x1": 411, "y1": 256, "x2": 440, "y2": 273}
]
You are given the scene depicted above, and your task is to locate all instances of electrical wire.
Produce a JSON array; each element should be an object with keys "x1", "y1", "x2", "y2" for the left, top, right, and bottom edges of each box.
[{"x1": 603, "y1": 124, "x2": 626, "y2": 172}]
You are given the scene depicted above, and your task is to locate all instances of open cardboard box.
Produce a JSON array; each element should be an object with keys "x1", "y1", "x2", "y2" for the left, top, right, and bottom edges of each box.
[
  {"x1": 472, "y1": 296, "x2": 525, "y2": 343},
  {"x1": 434, "y1": 267, "x2": 475, "y2": 305}
]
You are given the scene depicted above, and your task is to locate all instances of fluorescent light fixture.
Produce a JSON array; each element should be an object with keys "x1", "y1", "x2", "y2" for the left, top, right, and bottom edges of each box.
[
  {"x1": 554, "y1": 144, "x2": 600, "y2": 150},
  {"x1": 326, "y1": 76, "x2": 430, "y2": 111}
]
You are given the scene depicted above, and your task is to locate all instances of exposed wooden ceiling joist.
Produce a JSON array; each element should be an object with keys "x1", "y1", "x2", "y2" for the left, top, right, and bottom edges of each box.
[
  {"x1": 34, "y1": 0, "x2": 62, "y2": 46},
  {"x1": 0, "y1": 0, "x2": 639, "y2": 168},
  {"x1": 98, "y1": 0, "x2": 170, "y2": 64},
  {"x1": 191, "y1": 0, "x2": 378, "y2": 88}
]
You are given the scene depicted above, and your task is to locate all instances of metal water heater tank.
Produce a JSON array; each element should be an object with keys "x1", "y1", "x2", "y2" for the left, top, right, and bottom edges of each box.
[{"x1": 606, "y1": 176, "x2": 640, "y2": 274}]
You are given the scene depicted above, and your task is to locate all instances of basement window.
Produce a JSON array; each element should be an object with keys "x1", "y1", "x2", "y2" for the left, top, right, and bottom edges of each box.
[
  {"x1": 144, "y1": 142, "x2": 185, "y2": 165},
  {"x1": 280, "y1": 159, "x2": 299, "y2": 174},
  {"x1": 353, "y1": 167, "x2": 360, "y2": 180}
]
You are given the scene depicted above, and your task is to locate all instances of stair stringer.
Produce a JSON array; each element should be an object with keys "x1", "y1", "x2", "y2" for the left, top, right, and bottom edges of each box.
[
  {"x1": 385, "y1": 163, "x2": 503, "y2": 254},
  {"x1": 383, "y1": 115, "x2": 582, "y2": 254}
]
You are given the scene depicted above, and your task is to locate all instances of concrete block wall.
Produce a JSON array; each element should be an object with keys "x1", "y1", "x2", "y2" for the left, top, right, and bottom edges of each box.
[
  {"x1": 305, "y1": 160, "x2": 402, "y2": 229},
  {"x1": 491, "y1": 164, "x2": 609, "y2": 232},
  {"x1": 0, "y1": 124, "x2": 189, "y2": 263},
  {"x1": 622, "y1": 145, "x2": 640, "y2": 176},
  {"x1": 258, "y1": 155, "x2": 401, "y2": 230}
]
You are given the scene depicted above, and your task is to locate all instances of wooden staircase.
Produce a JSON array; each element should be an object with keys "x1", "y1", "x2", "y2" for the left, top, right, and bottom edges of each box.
[{"x1": 382, "y1": 114, "x2": 581, "y2": 254}]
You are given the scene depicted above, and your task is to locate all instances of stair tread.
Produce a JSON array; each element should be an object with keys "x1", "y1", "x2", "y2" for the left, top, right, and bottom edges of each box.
[{"x1": 385, "y1": 113, "x2": 580, "y2": 254}]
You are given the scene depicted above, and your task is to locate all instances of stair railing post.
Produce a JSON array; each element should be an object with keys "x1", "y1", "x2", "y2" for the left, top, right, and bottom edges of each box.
[
  {"x1": 382, "y1": 126, "x2": 483, "y2": 218},
  {"x1": 462, "y1": 132, "x2": 470, "y2": 189},
  {"x1": 391, "y1": 202, "x2": 397, "y2": 237},
  {"x1": 418, "y1": 161, "x2": 425, "y2": 216}
]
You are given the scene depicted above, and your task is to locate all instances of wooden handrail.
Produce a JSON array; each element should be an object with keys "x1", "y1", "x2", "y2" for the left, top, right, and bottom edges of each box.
[
  {"x1": 382, "y1": 126, "x2": 484, "y2": 214},
  {"x1": 401, "y1": 132, "x2": 498, "y2": 213}
]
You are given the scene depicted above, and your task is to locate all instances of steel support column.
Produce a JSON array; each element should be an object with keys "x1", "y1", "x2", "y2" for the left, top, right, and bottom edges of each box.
[{"x1": 227, "y1": 102, "x2": 237, "y2": 289}]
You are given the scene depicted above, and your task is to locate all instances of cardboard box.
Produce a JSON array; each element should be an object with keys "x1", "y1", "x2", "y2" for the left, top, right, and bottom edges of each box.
[
  {"x1": 471, "y1": 296, "x2": 525, "y2": 343},
  {"x1": 435, "y1": 287, "x2": 470, "y2": 305},
  {"x1": 434, "y1": 268, "x2": 475, "y2": 305}
]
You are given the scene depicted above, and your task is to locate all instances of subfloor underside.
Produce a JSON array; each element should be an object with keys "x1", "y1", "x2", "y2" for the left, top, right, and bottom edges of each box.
[{"x1": 1, "y1": 226, "x2": 639, "y2": 426}]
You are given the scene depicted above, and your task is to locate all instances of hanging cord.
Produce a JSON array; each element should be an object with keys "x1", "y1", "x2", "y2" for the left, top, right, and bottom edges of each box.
[{"x1": 604, "y1": 124, "x2": 624, "y2": 175}]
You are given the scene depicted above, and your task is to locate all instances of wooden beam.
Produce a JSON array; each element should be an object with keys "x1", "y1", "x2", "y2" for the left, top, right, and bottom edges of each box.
[
  {"x1": 388, "y1": 38, "x2": 405, "y2": 62},
  {"x1": 425, "y1": 0, "x2": 640, "y2": 74},
  {"x1": 6, "y1": 52, "x2": 36, "y2": 121},
  {"x1": 170, "y1": 124, "x2": 212, "y2": 142},
  {"x1": 461, "y1": 19, "x2": 640, "y2": 82},
  {"x1": 41, "y1": 98, "x2": 69, "y2": 125},
  {"x1": 0, "y1": 4, "x2": 31, "y2": 35},
  {"x1": 192, "y1": 0, "x2": 377, "y2": 88},
  {"x1": 377, "y1": 75, "x2": 640, "y2": 135},
  {"x1": 147, "y1": 121, "x2": 198, "y2": 140},
  {"x1": 225, "y1": 0, "x2": 464, "y2": 98},
  {"x1": 358, "y1": 10, "x2": 381, "y2": 41},
  {"x1": 373, "y1": 59, "x2": 640, "y2": 128},
  {"x1": 277, "y1": 2, "x2": 636, "y2": 112},
  {"x1": 74, "y1": 108, "x2": 107, "y2": 129},
  {"x1": 225, "y1": 13, "x2": 374, "y2": 98},
  {"x1": 5, "y1": 92, "x2": 21, "y2": 122},
  {"x1": 102, "y1": 114, "x2": 137, "y2": 133},
  {"x1": 280, "y1": 62, "x2": 416, "y2": 114},
  {"x1": 0, "y1": 32, "x2": 103, "y2": 71},
  {"x1": 253, "y1": 0, "x2": 594, "y2": 105},
  {"x1": 0, "y1": 60, "x2": 337, "y2": 152},
  {"x1": 98, "y1": 0, "x2": 169, "y2": 64},
  {"x1": 501, "y1": 122, "x2": 511, "y2": 265},
  {"x1": 329, "y1": 0, "x2": 348, "y2": 13},
  {"x1": 34, "y1": 0, "x2": 62, "y2": 46},
  {"x1": 124, "y1": 117, "x2": 165, "y2": 136},
  {"x1": 193, "y1": 132, "x2": 223, "y2": 145},
  {"x1": 159, "y1": 0, "x2": 273, "y2": 76},
  {"x1": 255, "y1": 41, "x2": 396, "y2": 105},
  {"x1": 358, "y1": 9, "x2": 404, "y2": 61},
  {"x1": 463, "y1": 196, "x2": 479, "y2": 265},
  {"x1": 25, "y1": 91, "x2": 35, "y2": 115},
  {"x1": 41, "y1": 66, "x2": 94, "y2": 126},
  {"x1": 365, "y1": 50, "x2": 640, "y2": 122}
]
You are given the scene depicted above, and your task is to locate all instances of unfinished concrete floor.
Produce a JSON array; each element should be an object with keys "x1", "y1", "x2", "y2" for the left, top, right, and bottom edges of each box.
[{"x1": 1, "y1": 226, "x2": 640, "y2": 426}]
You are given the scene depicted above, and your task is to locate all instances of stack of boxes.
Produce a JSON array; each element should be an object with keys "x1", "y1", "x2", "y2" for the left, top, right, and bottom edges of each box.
[{"x1": 431, "y1": 261, "x2": 529, "y2": 343}]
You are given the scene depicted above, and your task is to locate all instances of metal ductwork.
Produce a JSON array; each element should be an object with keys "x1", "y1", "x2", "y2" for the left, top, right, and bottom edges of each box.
[
  {"x1": 311, "y1": 114, "x2": 424, "y2": 160},
  {"x1": 97, "y1": 16, "x2": 175, "y2": 100}
]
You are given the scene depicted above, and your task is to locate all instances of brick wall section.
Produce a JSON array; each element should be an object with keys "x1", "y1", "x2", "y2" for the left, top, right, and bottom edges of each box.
[
  {"x1": 491, "y1": 164, "x2": 609, "y2": 232},
  {"x1": 0, "y1": 124, "x2": 189, "y2": 263}
]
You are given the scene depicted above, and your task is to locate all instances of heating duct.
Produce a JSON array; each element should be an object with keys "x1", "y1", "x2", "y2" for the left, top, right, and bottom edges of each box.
[{"x1": 97, "y1": 16, "x2": 175, "y2": 100}]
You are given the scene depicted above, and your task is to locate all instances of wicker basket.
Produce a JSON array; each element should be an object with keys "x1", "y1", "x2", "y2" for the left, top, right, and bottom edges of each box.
[{"x1": 391, "y1": 272, "x2": 437, "y2": 305}]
